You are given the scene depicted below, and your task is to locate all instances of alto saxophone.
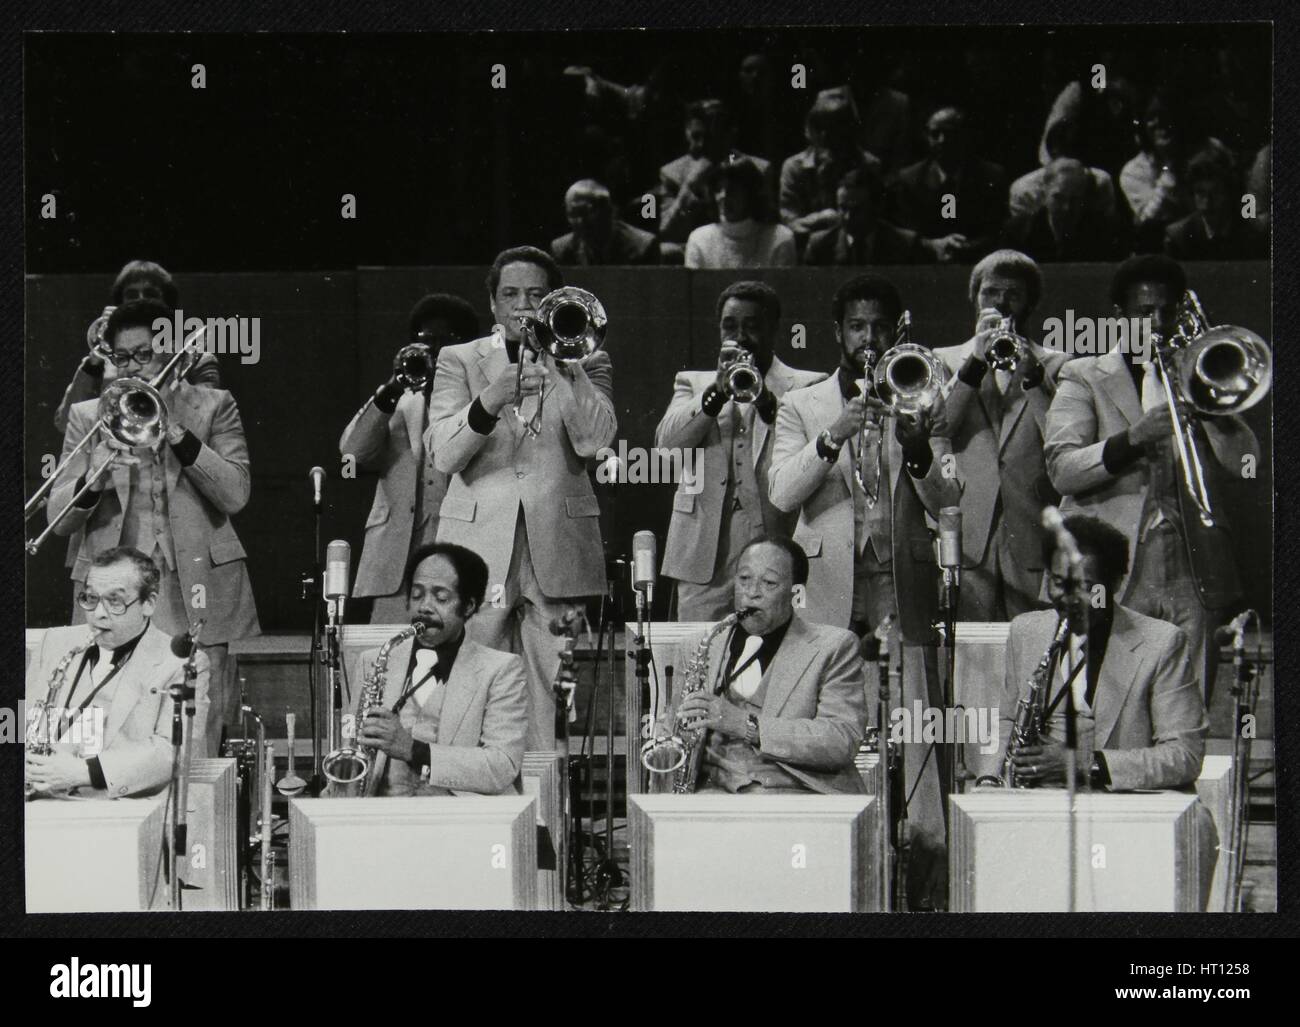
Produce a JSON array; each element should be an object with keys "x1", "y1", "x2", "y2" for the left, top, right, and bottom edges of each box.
[
  {"x1": 26, "y1": 637, "x2": 94, "y2": 799},
  {"x1": 641, "y1": 608, "x2": 756, "y2": 794},
  {"x1": 323, "y1": 622, "x2": 426, "y2": 797},
  {"x1": 1000, "y1": 616, "x2": 1071, "y2": 788}
]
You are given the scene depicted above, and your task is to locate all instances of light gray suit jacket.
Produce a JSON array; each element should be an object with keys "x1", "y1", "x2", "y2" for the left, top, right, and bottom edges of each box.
[
  {"x1": 671, "y1": 614, "x2": 868, "y2": 794},
  {"x1": 356, "y1": 634, "x2": 529, "y2": 796},
  {"x1": 933, "y1": 338, "x2": 1069, "y2": 570},
  {"x1": 339, "y1": 390, "x2": 448, "y2": 598},
  {"x1": 657, "y1": 357, "x2": 825, "y2": 584},
  {"x1": 1044, "y1": 349, "x2": 1258, "y2": 606},
  {"x1": 52, "y1": 382, "x2": 260, "y2": 644},
  {"x1": 988, "y1": 605, "x2": 1207, "y2": 791},
  {"x1": 769, "y1": 374, "x2": 959, "y2": 631},
  {"x1": 26, "y1": 623, "x2": 212, "y2": 798},
  {"x1": 426, "y1": 334, "x2": 616, "y2": 599}
]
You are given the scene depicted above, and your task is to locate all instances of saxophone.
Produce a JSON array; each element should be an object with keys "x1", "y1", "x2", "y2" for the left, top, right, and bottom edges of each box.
[
  {"x1": 641, "y1": 608, "x2": 756, "y2": 794},
  {"x1": 1000, "y1": 616, "x2": 1071, "y2": 787},
  {"x1": 323, "y1": 622, "x2": 426, "y2": 797},
  {"x1": 26, "y1": 638, "x2": 94, "y2": 799}
]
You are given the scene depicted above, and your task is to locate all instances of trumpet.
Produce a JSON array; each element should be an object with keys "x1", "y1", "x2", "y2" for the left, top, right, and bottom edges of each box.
[
  {"x1": 514, "y1": 286, "x2": 607, "y2": 437},
  {"x1": 854, "y1": 313, "x2": 947, "y2": 506},
  {"x1": 1150, "y1": 290, "x2": 1271, "y2": 528},
  {"x1": 980, "y1": 310, "x2": 1028, "y2": 371},
  {"x1": 25, "y1": 323, "x2": 208, "y2": 554},
  {"x1": 720, "y1": 343, "x2": 763, "y2": 402},
  {"x1": 393, "y1": 342, "x2": 435, "y2": 391}
]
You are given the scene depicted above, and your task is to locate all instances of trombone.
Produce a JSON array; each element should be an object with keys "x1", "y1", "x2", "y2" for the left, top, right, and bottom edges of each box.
[
  {"x1": 1149, "y1": 290, "x2": 1271, "y2": 528},
  {"x1": 513, "y1": 287, "x2": 607, "y2": 437},
  {"x1": 854, "y1": 312, "x2": 947, "y2": 507},
  {"x1": 25, "y1": 324, "x2": 208, "y2": 555}
]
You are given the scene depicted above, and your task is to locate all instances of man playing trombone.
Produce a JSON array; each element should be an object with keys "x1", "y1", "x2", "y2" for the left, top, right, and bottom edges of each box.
[
  {"x1": 426, "y1": 247, "x2": 616, "y2": 750},
  {"x1": 1044, "y1": 255, "x2": 1263, "y2": 702},
  {"x1": 340, "y1": 293, "x2": 478, "y2": 623},
  {"x1": 48, "y1": 298, "x2": 260, "y2": 757},
  {"x1": 767, "y1": 274, "x2": 959, "y2": 909}
]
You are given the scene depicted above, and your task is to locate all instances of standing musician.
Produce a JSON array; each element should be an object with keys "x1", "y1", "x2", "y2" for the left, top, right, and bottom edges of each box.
[
  {"x1": 767, "y1": 274, "x2": 957, "y2": 909},
  {"x1": 340, "y1": 293, "x2": 479, "y2": 623},
  {"x1": 1044, "y1": 255, "x2": 1260, "y2": 701},
  {"x1": 50, "y1": 299, "x2": 259, "y2": 758},
  {"x1": 980, "y1": 515, "x2": 1216, "y2": 909},
  {"x1": 932, "y1": 250, "x2": 1069, "y2": 621},
  {"x1": 26, "y1": 547, "x2": 211, "y2": 799},
  {"x1": 657, "y1": 280, "x2": 823, "y2": 620},
  {"x1": 353, "y1": 543, "x2": 528, "y2": 796},
  {"x1": 426, "y1": 246, "x2": 616, "y2": 751},
  {"x1": 664, "y1": 537, "x2": 867, "y2": 795},
  {"x1": 55, "y1": 260, "x2": 221, "y2": 435}
]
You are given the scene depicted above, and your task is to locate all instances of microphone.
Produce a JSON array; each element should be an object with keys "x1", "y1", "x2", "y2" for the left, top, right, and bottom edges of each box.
[
  {"x1": 325, "y1": 539, "x2": 351, "y2": 619},
  {"x1": 309, "y1": 466, "x2": 325, "y2": 507},
  {"x1": 170, "y1": 631, "x2": 196, "y2": 659},
  {"x1": 632, "y1": 530, "x2": 657, "y2": 601},
  {"x1": 938, "y1": 507, "x2": 963, "y2": 570}
]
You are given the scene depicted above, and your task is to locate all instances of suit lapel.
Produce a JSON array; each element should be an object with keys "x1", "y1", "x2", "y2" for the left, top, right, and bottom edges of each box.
[
  {"x1": 399, "y1": 391, "x2": 426, "y2": 460},
  {"x1": 1094, "y1": 608, "x2": 1144, "y2": 747},
  {"x1": 437, "y1": 639, "x2": 481, "y2": 744},
  {"x1": 759, "y1": 616, "x2": 818, "y2": 717},
  {"x1": 1097, "y1": 349, "x2": 1142, "y2": 428},
  {"x1": 102, "y1": 623, "x2": 166, "y2": 747}
]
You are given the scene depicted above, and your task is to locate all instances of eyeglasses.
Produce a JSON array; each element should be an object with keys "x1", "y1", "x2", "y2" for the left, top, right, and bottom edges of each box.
[
  {"x1": 110, "y1": 349, "x2": 152, "y2": 368},
  {"x1": 76, "y1": 591, "x2": 143, "y2": 615},
  {"x1": 1047, "y1": 574, "x2": 1100, "y2": 593}
]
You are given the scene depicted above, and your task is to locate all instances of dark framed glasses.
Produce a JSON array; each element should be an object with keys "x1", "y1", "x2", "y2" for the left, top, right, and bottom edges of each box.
[{"x1": 76, "y1": 590, "x2": 142, "y2": 616}]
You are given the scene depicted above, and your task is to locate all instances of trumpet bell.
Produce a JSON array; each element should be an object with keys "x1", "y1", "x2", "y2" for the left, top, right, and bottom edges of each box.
[
  {"x1": 533, "y1": 286, "x2": 607, "y2": 361},
  {"x1": 393, "y1": 342, "x2": 435, "y2": 391},
  {"x1": 872, "y1": 343, "x2": 946, "y2": 416},
  {"x1": 725, "y1": 351, "x2": 763, "y2": 402},
  {"x1": 100, "y1": 377, "x2": 168, "y2": 448},
  {"x1": 1177, "y1": 326, "x2": 1272, "y2": 416}
]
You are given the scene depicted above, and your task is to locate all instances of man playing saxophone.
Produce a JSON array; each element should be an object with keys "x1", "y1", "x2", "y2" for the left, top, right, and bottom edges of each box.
[
  {"x1": 349, "y1": 542, "x2": 528, "y2": 796},
  {"x1": 655, "y1": 536, "x2": 867, "y2": 795},
  {"x1": 26, "y1": 547, "x2": 211, "y2": 799},
  {"x1": 980, "y1": 514, "x2": 1216, "y2": 907}
]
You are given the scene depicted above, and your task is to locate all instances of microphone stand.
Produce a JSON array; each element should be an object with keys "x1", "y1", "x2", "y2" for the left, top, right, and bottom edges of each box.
[
  {"x1": 630, "y1": 582, "x2": 653, "y2": 796},
  {"x1": 874, "y1": 627, "x2": 895, "y2": 912},
  {"x1": 168, "y1": 624, "x2": 203, "y2": 911},
  {"x1": 1226, "y1": 611, "x2": 1259, "y2": 911},
  {"x1": 939, "y1": 564, "x2": 965, "y2": 810},
  {"x1": 592, "y1": 567, "x2": 626, "y2": 907},
  {"x1": 1063, "y1": 672, "x2": 1079, "y2": 915},
  {"x1": 552, "y1": 631, "x2": 579, "y2": 905},
  {"x1": 303, "y1": 491, "x2": 323, "y2": 794}
]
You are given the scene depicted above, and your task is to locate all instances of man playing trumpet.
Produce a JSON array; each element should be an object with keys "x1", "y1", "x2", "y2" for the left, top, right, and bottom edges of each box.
[
  {"x1": 658, "y1": 280, "x2": 823, "y2": 620},
  {"x1": 340, "y1": 293, "x2": 478, "y2": 623},
  {"x1": 49, "y1": 299, "x2": 259, "y2": 757}
]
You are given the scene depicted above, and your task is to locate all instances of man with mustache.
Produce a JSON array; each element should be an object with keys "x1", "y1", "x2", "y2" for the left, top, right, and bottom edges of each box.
[
  {"x1": 353, "y1": 542, "x2": 528, "y2": 796},
  {"x1": 655, "y1": 536, "x2": 867, "y2": 795},
  {"x1": 768, "y1": 274, "x2": 959, "y2": 909},
  {"x1": 658, "y1": 280, "x2": 823, "y2": 619}
]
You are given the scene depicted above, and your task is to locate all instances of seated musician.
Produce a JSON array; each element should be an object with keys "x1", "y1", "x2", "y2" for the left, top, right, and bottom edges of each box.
[
  {"x1": 26, "y1": 547, "x2": 211, "y2": 800},
  {"x1": 354, "y1": 542, "x2": 528, "y2": 796},
  {"x1": 980, "y1": 514, "x2": 1217, "y2": 905},
  {"x1": 663, "y1": 536, "x2": 868, "y2": 794}
]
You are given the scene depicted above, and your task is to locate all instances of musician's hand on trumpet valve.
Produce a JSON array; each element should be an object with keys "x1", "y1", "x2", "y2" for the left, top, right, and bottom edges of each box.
[
  {"x1": 827, "y1": 394, "x2": 871, "y2": 448},
  {"x1": 357, "y1": 708, "x2": 415, "y2": 761},
  {"x1": 675, "y1": 691, "x2": 748, "y2": 740}
]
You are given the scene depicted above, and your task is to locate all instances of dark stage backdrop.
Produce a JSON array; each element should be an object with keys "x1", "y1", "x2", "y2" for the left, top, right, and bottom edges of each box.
[{"x1": 24, "y1": 262, "x2": 1272, "y2": 629}]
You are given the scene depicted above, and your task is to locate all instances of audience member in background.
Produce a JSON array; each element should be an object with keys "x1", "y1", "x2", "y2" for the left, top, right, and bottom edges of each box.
[
  {"x1": 825, "y1": 57, "x2": 915, "y2": 173},
  {"x1": 1119, "y1": 89, "x2": 1232, "y2": 253},
  {"x1": 804, "y1": 164, "x2": 928, "y2": 266},
  {"x1": 779, "y1": 96, "x2": 883, "y2": 251},
  {"x1": 658, "y1": 99, "x2": 773, "y2": 249},
  {"x1": 1010, "y1": 120, "x2": 1122, "y2": 226},
  {"x1": 550, "y1": 179, "x2": 660, "y2": 266},
  {"x1": 887, "y1": 106, "x2": 1008, "y2": 264},
  {"x1": 731, "y1": 53, "x2": 802, "y2": 162},
  {"x1": 1007, "y1": 158, "x2": 1127, "y2": 262},
  {"x1": 1038, "y1": 57, "x2": 1142, "y2": 180},
  {"x1": 685, "y1": 158, "x2": 796, "y2": 269},
  {"x1": 1246, "y1": 141, "x2": 1270, "y2": 233},
  {"x1": 1164, "y1": 150, "x2": 1267, "y2": 260}
]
